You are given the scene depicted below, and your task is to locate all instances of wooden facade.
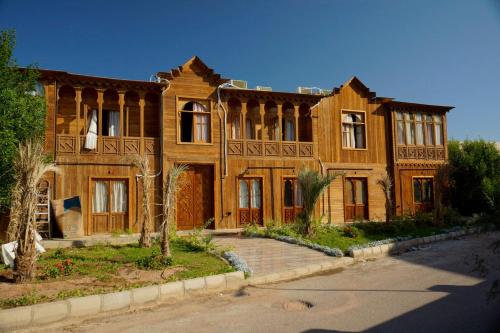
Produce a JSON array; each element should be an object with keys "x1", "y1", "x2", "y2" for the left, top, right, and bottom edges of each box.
[{"x1": 32, "y1": 56, "x2": 452, "y2": 236}]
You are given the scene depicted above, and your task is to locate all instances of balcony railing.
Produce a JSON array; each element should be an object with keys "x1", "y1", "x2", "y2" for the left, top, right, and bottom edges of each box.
[
  {"x1": 396, "y1": 146, "x2": 445, "y2": 161},
  {"x1": 228, "y1": 139, "x2": 314, "y2": 158},
  {"x1": 56, "y1": 135, "x2": 160, "y2": 155}
]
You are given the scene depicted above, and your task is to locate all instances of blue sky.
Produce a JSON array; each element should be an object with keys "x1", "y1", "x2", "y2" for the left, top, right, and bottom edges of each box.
[{"x1": 1, "y1": 0, "x2": 499, "y2": 140}]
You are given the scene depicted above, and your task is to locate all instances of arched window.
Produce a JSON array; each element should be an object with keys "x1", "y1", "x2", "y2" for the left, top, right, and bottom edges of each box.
[
  {"x1": 264, "y1": 101, "x2": 279, "y2": 141},
  {"x1": 246, "y1": 100, "x2": 261, "y2": 140},
  {"x1": 298, "y1": 104, "x2": 312, "y2": 142},
  {"x1": 282, "y1": 103, "x2": 295, "y2": 141},
  {"x1": 227, "y1": 99, "x2": 241, "y2": 139},
  {"x1": 342, "y1": 112, "x2": 365, "y2": 148},
  {"x1": 179, "y1": 101, "x2": 210, "y2": 143}
]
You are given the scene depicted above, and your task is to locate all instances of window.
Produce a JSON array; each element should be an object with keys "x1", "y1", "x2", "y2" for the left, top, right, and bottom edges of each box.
[
  {"x1": 415, "y1": 113, "x2": 424, "y2": 145},
  {"x1": 342, "y1": 112, "x2": 365, "y2": 149},
  {"x1": 227, "y1": 99, "x2": 241, "y2": 140},
  {"x1": 435, "y1": 115, "x2": 443, "y2": 145},
  {"x1": 396, "y1": 112, "x2": 405, "y2": 145},
  {"x1": 238, "y1": 178, "x2": 263, "y2": 225},
  {"x1": 405, "y1": 113, "x2": 415, "y2": 145},
  {"x1": 282, "y1": 106, "x2": 295, "y2": 141},
  {"x1": 102, "y1": 110, "x2": 120, "y2": 137},
  {"x1": 283, "y1": 178, "x2": 303, "y2": 223},
  {"x1": 179, "y1": 101, "x2": 210, "y2": 143},
  {"x1": 413, "y1": 178, "x2": 434, "y2": 213},
  {"x1": 425, "y1": 115, "x2": 435, "y2": 145},
  {"x1": 344, "y1": 178, "x2": 368, "y2": 221}
]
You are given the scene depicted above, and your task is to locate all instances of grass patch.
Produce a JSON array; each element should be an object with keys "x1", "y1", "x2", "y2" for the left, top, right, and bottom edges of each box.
[{"x1": 0, "y1": 238, "x2": 233, "y2": 309}]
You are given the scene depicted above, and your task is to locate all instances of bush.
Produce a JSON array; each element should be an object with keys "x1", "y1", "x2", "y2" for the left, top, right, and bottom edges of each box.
[
  {"x1": 136, "y1": 250, "x2": 172, "y2": 270},
  {"x1": 414, "y1": 212, "x2": 434, "y2": 227},
  {"x1": 343, "y1": 225, "x2": 359, "y2": 238}
]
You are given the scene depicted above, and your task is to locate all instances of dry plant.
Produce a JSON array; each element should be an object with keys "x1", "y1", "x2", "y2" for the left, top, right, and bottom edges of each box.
[
  {"x1": 161, "y1": 164, "x2": 187, "y2": 257},
  {"x1": 130, "y1": 154, "x2": 153, "y2": 248},
  {"x1": 377, "y1": 172, "x2": 393, "y2": 224},
  {"x1": 9, "y1": 140, "x2": 58, "y2": 283},
  {"x1": 434, "y1": 163, "x2": 451, "y2": 225}
]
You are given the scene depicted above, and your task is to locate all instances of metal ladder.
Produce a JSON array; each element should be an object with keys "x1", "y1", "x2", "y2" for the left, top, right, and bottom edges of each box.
[{"x1": 35, "y1": 180, "x2": 51, "y2": 239}]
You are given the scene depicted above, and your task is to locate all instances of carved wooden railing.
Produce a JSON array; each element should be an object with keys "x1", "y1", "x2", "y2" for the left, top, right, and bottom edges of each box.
[
  {"x1": 396, "y1": 146, "x2": 446, "y2": 161},
  {"x1": 228, "y1": 139, "x2": 313, "y2": 158},
  {"x1": 56, "y1": 135, "x2": 159, "y2": 156}
]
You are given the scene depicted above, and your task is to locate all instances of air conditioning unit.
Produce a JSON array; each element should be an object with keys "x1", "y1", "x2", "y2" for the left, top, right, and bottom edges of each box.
[
  {"x1": 256, "y1": 86, "x2": 272, "y2": 91},
  {"x1": 229, "y1": 79, "x2": 248, "y2": 89},
  {"x1": 321, "y1": 89, "x2": 332, "y2": 96},
  {"x1": 297, "y1": 87, "x2": 313, "y2": 94}
]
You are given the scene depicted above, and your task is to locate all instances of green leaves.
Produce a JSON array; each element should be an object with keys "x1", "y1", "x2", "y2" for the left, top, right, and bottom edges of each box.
[{"x1": 0, "y1": 30, "x2": 46, "y2": 211}]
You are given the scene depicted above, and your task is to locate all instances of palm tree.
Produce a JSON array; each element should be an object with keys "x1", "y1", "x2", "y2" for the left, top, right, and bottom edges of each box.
[
  {"x1": 10, "y1": 140, "x2": 58, "y2": 282},
  {"x1": 130, "y1": 154, "x2": 153, "y2": 248},
  {"x1": 377, "y1": 172, "x2": 393, "y2": 224},
  {"x1": 298, "y1": 167, "x2": 338, "y2": 236},
  {"x1": 161, "y1": 164, "x2": 187, "y2": 257}
]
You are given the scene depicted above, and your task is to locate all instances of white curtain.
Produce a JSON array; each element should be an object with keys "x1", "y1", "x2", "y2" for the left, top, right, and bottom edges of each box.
[
  {"x1": 251, "y1": 180, "x2": 261, "y2": 208},
  {"x1": 435, "y1": 116, "x2": 443, "y2": 145},
  {"x1": 193, "y1": 102, "x2": 209, "y2": 142},
  {"x1": 342, "y1": 114, "x2": 355, "y2": 148},
  {"x1": 284, "y1": 118, "x2": 295, "y2": 141},
  {"x1": 93, "y1": 181, "x2": 108, "y2": 213},
  {"x1": 85, "y1": 109, "x2": 98, "y2": 150},
  {"x1": 112, "y1": 181, "x2": 127, "y2": 212},
  {"x1": 231, "y1": 113, "x2": 240, "y2": 139},
  {"x1": 239, "y1": 180, "x2": 249, "y2": 208},
  {"x1": 108, "y1": 111, "x2": 120, "y2": 137}
]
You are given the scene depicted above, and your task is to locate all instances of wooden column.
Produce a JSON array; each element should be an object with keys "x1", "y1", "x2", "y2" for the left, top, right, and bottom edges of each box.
[
  {"x1": 97, "y1": 90, "x2": 104, "y2": 137},
  {"x1": 293, "y1": 105, "x2": 299, "y2": 142},
  {"x1": 241, "y1": 101, "x2": 247, "y2": 140},
  {"x1": 277, "y1": 102, "x2": 283, "y2": 143},
  {"x1": 139, "y1": 92, "x2": 145, "y2": 154},
  {"x1": 75, "y1": 87, "x2": 82, "y2": 154},
  {"x1": 118, "y1": 91, "x2": 125, "y2": 154},
  {"x1": 259, "y1": 102, "x2": 265, "y2": 143}
]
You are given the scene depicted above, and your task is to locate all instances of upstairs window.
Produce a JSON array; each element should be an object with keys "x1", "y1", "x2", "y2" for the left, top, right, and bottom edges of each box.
[
  {"x1": 342, "y1": 112, "x2": 365, "y2": 149},
  {"x1": 415, "y1": 113, "x2": 424, "y2": 145},
  {"x1": 435, "y1": 115, "x2": 444, "y2": 145},
  {"x1": 404, "y1": 113, "x2": 415, "y2": 145},
  {"x1": 425, "y1": 115, "x2": 435, "y2": 145},
  {"x1": 396, "y1": 112, "x2": 405, "y2": 145},
  {"x1": 179, "y1": 101, "x2": 210, "y2": 143}
]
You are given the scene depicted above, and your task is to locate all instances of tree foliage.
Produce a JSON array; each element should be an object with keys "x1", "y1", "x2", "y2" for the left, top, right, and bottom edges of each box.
[
  {"x1": 448, "y1": 139, "x2": 500, "y2": 216},
  {"x1": 0, "y1": 30, "x2": 46, "y2": 212}
]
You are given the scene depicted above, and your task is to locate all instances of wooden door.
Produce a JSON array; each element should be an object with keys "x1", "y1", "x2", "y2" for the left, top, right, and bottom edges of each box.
[
  {"x1": 344, "y1": 178, "x2": 368, "y2": 221},
  {"x1": 413, "y1": 177, "x2": 434, "y2": 213},
  {"x1": 283, "y1": 178, "x2": 303, "y2": 224},
  {"x1": 91, "y1": 179, "x2": 128, "y2": 234},
  {"x1": 238, "y1": 178, "x2": 263, "y2": 226},
  {"x1": 176, "y1": 165, "x2": 214, "y2": 230}
]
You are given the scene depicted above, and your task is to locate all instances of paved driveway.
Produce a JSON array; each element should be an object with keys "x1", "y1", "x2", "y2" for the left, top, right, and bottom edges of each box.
[
  {"x1": 214, "y1": 236, "x2": 338, "y2": 276},
  {"x1": 43, "y1": 232, "x2": 500, "y2": 333}
]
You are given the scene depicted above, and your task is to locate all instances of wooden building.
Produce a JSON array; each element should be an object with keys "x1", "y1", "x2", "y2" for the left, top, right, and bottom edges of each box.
[{"x1": 31, "y1": 56, "x2": 452, "y2": 236}]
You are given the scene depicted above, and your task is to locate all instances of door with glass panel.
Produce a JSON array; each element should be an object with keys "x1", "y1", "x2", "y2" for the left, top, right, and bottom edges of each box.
[
  {"x1": 344, "y1": 178, "x2": 368, "y2": 221},
  {"x1": 283, "y1": 178, "x2": 303, "y2": 223},
  {"x1": 91, "y1": 179, "x2": 128, "y2": 233},
  {"x1": 413, "y1": 177, "x2": 434, "y2": 213},
  {"x1": 238, "y1": 178, "x2": 263, "y2": 226}
]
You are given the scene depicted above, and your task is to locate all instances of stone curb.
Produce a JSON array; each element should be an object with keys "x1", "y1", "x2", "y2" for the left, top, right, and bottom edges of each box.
[
  {"x1": 0, "y1": 271, "x2": 244, "y2": 332},
  {"x1": 350, "y1": 226, "x2": 482, "y2": 259},
  {"x1": 246, "y1": 256, "x2": 355, "y2": 286}
]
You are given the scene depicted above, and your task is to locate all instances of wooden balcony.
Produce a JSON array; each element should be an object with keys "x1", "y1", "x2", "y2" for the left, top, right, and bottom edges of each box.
[
  {"x1": 396, "y1": 145, "x2": 445, "y2": 161},
  {"x1": 228, "y1": 139, "x2": 314, "y2": 158},
  {"x1": 56, "y1": 135, "x2": 160, "y2": 156}
]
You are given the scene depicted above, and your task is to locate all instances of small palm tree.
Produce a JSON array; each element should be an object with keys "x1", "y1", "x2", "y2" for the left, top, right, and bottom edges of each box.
[
  {"x1": 130, "y1": 154, "x2": 153, "y2": 248},
  {"x1": 161, "y1": 164, "x2": 187, "y2": 257},
  {"x1": 298, "y1": 167, "x2": 338, "y2": 236},
  {"x1": 377, "y1": 172, "x2": 393, "y2": 224},
  {"x1": 10, "y1": 140, "x2": 58, "y2": 283}
]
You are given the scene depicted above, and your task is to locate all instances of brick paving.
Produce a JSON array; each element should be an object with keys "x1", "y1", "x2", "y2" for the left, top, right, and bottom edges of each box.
[{"x1": 214, "y1": 236, "x2": 338, "y2": 276}]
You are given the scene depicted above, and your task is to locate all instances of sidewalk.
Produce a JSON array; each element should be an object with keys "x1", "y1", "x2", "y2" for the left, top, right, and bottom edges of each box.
[{"x1": 215, "y1": 236, "x2": 340, "y2": 276}]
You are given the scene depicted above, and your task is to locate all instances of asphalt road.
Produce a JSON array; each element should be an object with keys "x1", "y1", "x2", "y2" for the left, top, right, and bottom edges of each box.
[{"x1": 39, "y1": 232, "x2": 500, "y2": 333}]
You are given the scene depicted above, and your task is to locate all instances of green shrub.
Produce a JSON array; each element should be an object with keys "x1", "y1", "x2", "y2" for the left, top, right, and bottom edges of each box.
[
  {"x1": 343, "y1": 225, "x2": 359, "y2": 238},
  {"x1": 136, "y1": 250, "x2": 173, "y2": 270},
  {"x1": 414, "y1": 212, "x2": 434, "y2": 227}
]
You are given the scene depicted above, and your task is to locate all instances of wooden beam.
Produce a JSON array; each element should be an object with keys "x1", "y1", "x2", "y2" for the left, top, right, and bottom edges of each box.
[
  {"x1": 294, "y1": 105, "x2": 299, "y2": 142},
  {"x1": 97, "y1": 90, "x2": 104, "y2": 138},
  {"x1": 139, "y1": 92, "x2": 145, "y2": 154},
  {"x1": 75, "y1": 87, "x2": 82, "y2": 155}
]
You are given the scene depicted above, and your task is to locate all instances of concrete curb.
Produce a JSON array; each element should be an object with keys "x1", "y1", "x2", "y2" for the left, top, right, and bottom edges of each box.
[
  {"x1": 246, "y1": 257, "x2": 355, "y2": 286},
  {"x1": 350, "y1": 226, "x2": 482, "y2": 259},
  {"x1": 0, "y1": 271, "x2": 245, "y2": 332}
]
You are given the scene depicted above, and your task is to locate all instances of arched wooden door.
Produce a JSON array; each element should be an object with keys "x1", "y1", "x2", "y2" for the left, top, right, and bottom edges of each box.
[{"x1": 176, "y1": 165, "x2": 214, "y2": 230}]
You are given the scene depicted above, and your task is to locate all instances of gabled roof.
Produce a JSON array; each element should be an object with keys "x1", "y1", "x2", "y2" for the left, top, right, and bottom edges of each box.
[{"x1": 156, "y1": 56, "x2": 228, "y2": 85}]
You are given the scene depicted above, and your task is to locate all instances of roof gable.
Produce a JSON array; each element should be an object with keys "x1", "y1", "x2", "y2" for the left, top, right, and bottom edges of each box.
[{"x1": 157, "y1": 56, "x2": 227, "y2": 85}]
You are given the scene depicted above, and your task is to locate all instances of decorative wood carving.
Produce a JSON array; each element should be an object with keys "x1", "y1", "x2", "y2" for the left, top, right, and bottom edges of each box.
[
  {"x1": 427, "y1": 147, "x2": 436, "y2": 159},
  {"x1": 123, "y1": 138, "x2": 140, "y2": 155},
  {"x1": 407, "y1": 147, "x2": 417, "y2": 159},
  {"x1": 56, "y1": 135, "x2": 76, "y2": 154},
  {"x1": 264, "y1": 141, "x2": 280, "y2": 156},
  {"x1": 299, "y1": 143, "x2": 313, "y2": 157},
  {"x1": 282, "y1": 143, "x2": 297, "y2": 157},
  {"x1": 417, "y1": 147, "x2": 425, "y2": 159},
  {"x1": 102, "y1": 137, "x2": 119, "y2": 154},
  {"x1": 144, "y1": 138, "x2": 159, "y2": 155},
  {"x1": 246, "y1": 141, "x2": 262, "y2": 156},
  {"x1": 228, "y1": 140, "x2": 243, "y2": 155},
  {"x1": 436, "y1": 147, "x2": 445, "y2": 160}
]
